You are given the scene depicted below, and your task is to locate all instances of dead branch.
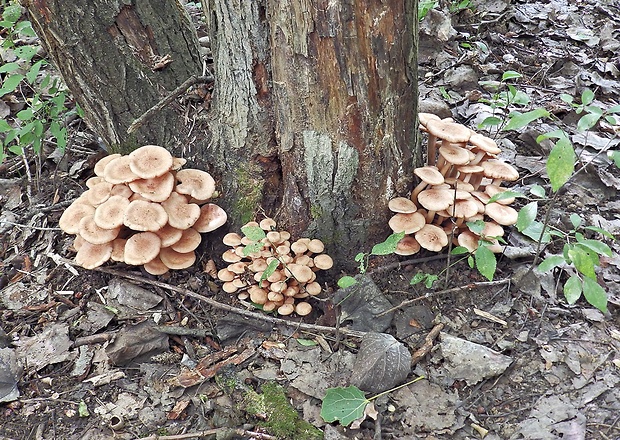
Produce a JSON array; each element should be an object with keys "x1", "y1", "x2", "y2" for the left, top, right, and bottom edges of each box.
[{"x1": 411, "y1": 323, "x2": 444, "y2": 366}]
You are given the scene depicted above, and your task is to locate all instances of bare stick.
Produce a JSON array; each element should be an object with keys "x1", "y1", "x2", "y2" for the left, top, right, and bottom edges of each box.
[
  {"x1": 0, "y1": 220, "x2": 62, "y2": 231},
  {"x1": 411, "y1": 323, "x2": 444, "y2": 366},
  {"x1": 136, "y1": 428, "x2": 276, "y2": 440},
  {"x1": 127, "y1": 74, "x2": 214, "y2": 134}
]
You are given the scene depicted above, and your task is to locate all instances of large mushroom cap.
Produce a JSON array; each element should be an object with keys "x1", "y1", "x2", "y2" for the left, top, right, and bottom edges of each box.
[
  {"x1": 124, "y1": 232, "x2": 162, "y2": 265},
  {"x1": 94, "y1": 154, "x2": 121, "y2": 177},
  {"x1": 395, "y1": 235, "x2": 421, "y2": 255},
  {"x1": 128, "y1": 172, "x2": 175, "y2": 202},
  {"x1": 128, "y1": 145, "x2": 174, "y2": 179},
  {"x1": 75, "y1": 241, "x2": 113, "y2": 269},
  {"x1": 415, "y1": 224, "x2": 449, "y2": 252},
  {"x1": 469, "y1": 133, "x2": 501, "y2": 155},
  {"x1": 414, "y1": 166, "x2": 445, "y2": 185},
  {"x1": 171, "y1": 228, "x2": 202, "y2": 253},
  {"x1": 161, "y1": 192, "x2": 200, "y2": 230},
  {"x1": 175, "y1": 169, "x2": 216, "y2": 201},
  {"x1": 104, "y1": 155, "x2": 140, "y2": 184},
  {"x1": 79, "y1": 216, "x2": 121, "y2": 244},
  {"x1": 94, "y1": 195, "x2": 131, "y2": 229},
  {"x1": 389, "y1": 197, "x2": 418, "y2": 213},
  {"x1": 59, "y1": 201, "x2": 96, "y2": 234},
  {"x1": 388, "y1": 212, "x2": 426, "y2": 234},
  {"x1": 159, "y1": 247, "x2": 196, "y2": 270},
  {"x1": 482, "y1": 160, "x2": 519, "y2": 182},
  {"x1": 193, "y1": 203, "x2": 227, "y2": 232},
  {"x1": 425, "y1": 119, "x2": 471, "y2": 144},
  {"x1": 124, "y1": 199, "x2": 169, "y2": 232},
  {"x1": 438, "y1": 144, "x2": 471, "y2": 167},
  {"x1": 484, "y1": 202, "x2": 518, "y2": 226},
  {"x1": 417, "y1": 188, "x2": 453, "y2": 212}
]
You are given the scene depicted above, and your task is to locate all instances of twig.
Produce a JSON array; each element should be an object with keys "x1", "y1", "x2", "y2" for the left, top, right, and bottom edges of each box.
[
  {"x1": 411, "y1": 323, "x2": 443, "y2": 366},
  {"x1": 368, "y1": 254, "x2": 449, "y2": 274},
  {"x1": 135, "y1": 428, "x2": 276, "y2": 440},
  {"x1": 377, "y1": 278, "x2": 512, "y2": 317},
  {"x1": 22, "y1": 154, "x2": 33, "y2": 205},
  {"x1": 72, "y1": 333, "x2": 115, "y2": 348},
  {"x1": 0, "y1": 220, "x2": 62, "y2": 231},
  {"x1": 154, "y1": 326, "x2": 213, "y2": 338},
  {"x1": 127, "y1": 74, "x2": 214, "y2": 134},
  {"x1": 53, "y1": 257, "x2": 366, "y2": 338}
]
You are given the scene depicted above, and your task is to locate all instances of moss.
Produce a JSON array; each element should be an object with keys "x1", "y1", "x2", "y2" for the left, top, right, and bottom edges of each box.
[
  {"x1": 259, "y1": 382, "x2": 323, "y2": 440},
  {"x1": 232, "y1": 166, "x2": 264, "y2": 224},
  {"x1": 309, "y1": 204, "x2": 323, "y2": 220}
]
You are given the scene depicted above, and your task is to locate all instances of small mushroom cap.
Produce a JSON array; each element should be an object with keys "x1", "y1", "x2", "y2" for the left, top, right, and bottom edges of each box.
[
  {"x1": 389, "y1": 197, "x2": 418, "y2": 213},
  {"x1": 175, "y1": 169, "x2": 216, "y2": 201},
  {"x1": 124, "y1": 232, "x2": 161, "y2": 265},
  {"x1": 418, "y1": 112, "x2": 441, "y2": 128},
  {"x1": 284, "y1": 263, "x2": 314, "y2": 283},
  {"x1": 457, "y1": 230, "x2": 480, "y2": 252},
  {"x1": 75, "y1": 241, "x2": 113, "y2": 269},
  {"x1": 94, "y1": 154, "x2": 121, "y2": 177},
  {"x1": 249, "y1": 286, "x2": 268, "y2": 304},
  {"x1": 171, "y1": 227, "x2": 202, "y2": 253},
  {"x1": 159, "y1": 247, "x2": 196, "y2": 270},
  {"x1": 448, "y1": 199, "x2": 479, "y2": 219},
  {"x1": 194, "y1": 203, "x2": 227, "y2": 233},
  {"x1": 417, "y1": 188, "x2": 453, "y2": 212},
  {"x1": 110, "y1": 184, "x2": 134, "y2": 198},
  {"x1": 469, "y1": 133, "x2": 501, "y2": 155},
  {"x1": 457, "y1": 164, "x2": 485, "y2": 177},
  {"x1": 128, "y1": 172, "x2": 175, "y2": 202},
  {"x1": 305, "y1": 282, "x2": 321, "y2": 296},
  {"x1": 413, "y1": 166, "x2": 445, "y2": 185},
  {"x1": 124, "y1": 200, "x2": 169, "y2": 232},
  {"x1": 425, "y1": 119, "x2": 471, "y2": 144},
  {"x1": 59, "y1": 201, "x2": 96, "y2": 234},
  {"x1": 313, "y1": 254, "x2": 333, "y2": 270},
  {"x1": 110, "y1": 238, "x2": 127, "y2": 262},
  {"x1": 395, "y1": 235, "x2": 421, "y2": 255},
  {"x1": 154, "y1": 224, "x2": 184, "y2": 247},
  {"x1": 143, "y1": 256, "x2": 170, "y2": 275},
  {"x1": 485, "y1": 184, "x2": 515, "y2": 205},
  {"x1": 79, "y1": 216, "x2": 121, "y2": 244},
  {"x1": 388, "y1": 212, "x2": 426, "y2": 234},
  {"x1": 481, "y1": 160, "x2": 519, "y2": 182},
  {"x1": 290, "y1": 240, "x2": 308, "y2": 255},
  {"x1": 104, "y1": 155, "x2": 140, "y2": 184},
  {"x1": 295, "y1": 301, "x2": 313, "y2": 316},
  {"x1": 94, "y1": 195, "x2": 131, "y2": 229},
  {"x1": 217, "y1": 268, "x2": 236, "y2": 281},
  {"x1": 161, "y1": 192, "x2": 201, "y2": 230},
  {"x1": 86, "y1": 181, "x2": 114, "y2": 206},
  {"x1": 259, "y1": 218, "x2": 277, "y2": 231},
  {"x1": 484, "y1": 203, "x2": 518, "y2": 226},
  {"x1": 307, "y1": 239, "x2": 325, "y2": 254},
  {"x1": 415, "y1": 224, "x2": 449, "y2": 252},
  {"x1": 128, "y1": 145, "x2": 174, "y2": 179},
  {"x1": 85, "y1": 176, "x2": 105, "y2": 189},
  {"x1": 438, "y1": 144, "x2": 471, "y2": 166},
  {"x1": 481, "y1": 221, "x2": 504, "y2": 238},
  {"x1": 223, "y1": 232, "x2": 243, "y2": 247},
  {"x1": 278, "y1": 303, "x2": 295, "y2": 316}
]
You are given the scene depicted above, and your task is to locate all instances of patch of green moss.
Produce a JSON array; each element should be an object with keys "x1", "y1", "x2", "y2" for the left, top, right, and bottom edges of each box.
[
  {"x1": 259, "y1": 382, "x2": 323, "y2": 440},
  {"x1": 232, "y1": 166, "x2": 264, "y2": 224},
  {"x1": 310, "y1": 204, "x2": 323, "y2": 220}
]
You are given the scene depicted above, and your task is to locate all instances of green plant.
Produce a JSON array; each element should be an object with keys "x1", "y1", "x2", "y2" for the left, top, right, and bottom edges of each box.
[
  {"x1": 449, "y1": 0, "x2": 474, "y2": 14},
  {"x1": 0, "y1": 3, "x2": 77, "y2": 163},
  {"x1": 418, "y1": 0, "x2": 438, "y2": 21}
]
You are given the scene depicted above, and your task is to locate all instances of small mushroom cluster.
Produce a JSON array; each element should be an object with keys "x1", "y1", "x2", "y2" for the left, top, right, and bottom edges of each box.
[
  {"x1": 217, "y1": 218, "x2": 333, "y2": 316},
  {"x1": 59, "y1": 145, "x2": 227, "y2": 273},
  {"x1": 388, "y1": 114, "x2": 520, "y2": 254}
]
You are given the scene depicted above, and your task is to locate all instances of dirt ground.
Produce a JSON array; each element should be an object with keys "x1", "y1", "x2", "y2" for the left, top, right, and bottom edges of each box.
[{"x1": 1, "y1": 0, "x2": 620, "y2": 439}]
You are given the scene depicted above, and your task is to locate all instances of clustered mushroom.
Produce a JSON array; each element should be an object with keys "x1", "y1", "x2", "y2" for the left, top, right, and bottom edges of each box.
[
  {"x1": 387, "y1": 114, "x2": 520, "y2": 254},
  {"x1": 59, "y1": 145, "x2": 227, "y2": 274},
  {"x1": 217, "y1": 217, "x2": 333, "y2": 317}
]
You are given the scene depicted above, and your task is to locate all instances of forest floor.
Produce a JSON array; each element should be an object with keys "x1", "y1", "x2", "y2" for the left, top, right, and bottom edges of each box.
[{"x1": 1, "y1": 0, "x2": 620, "y2": 439}]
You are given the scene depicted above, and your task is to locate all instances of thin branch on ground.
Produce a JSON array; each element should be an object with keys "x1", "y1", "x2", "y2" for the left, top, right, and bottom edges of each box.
[
  {"x1": 0, "y1": 220, "x2": 62, "y2": 231},
  {"x1": 411, "y1": 323, "x2": 444, "y2": 366},
  {"x1": 127, "y1": 74, "x2": 214, "y2": 134},
  {"x1": 377, "y1": 278, "x2": 512, "y2": 317},
  {"x1": 135, "y1": 428, "x2": 276, "y2": 440},
  {"x1": 54, "y1": 257, "x2": 366, "y2": 338}
]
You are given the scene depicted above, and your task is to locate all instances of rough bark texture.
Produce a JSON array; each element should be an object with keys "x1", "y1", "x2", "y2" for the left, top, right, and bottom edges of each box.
[
  {"x1": 23, "y1": 0, "x2": 202, "y2": 152},
  {"x1": 202, "y1": 0, "x2": 419, "y2": 265}
]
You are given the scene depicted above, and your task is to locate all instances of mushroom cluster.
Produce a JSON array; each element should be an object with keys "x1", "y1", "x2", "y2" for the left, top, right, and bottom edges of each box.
[
  {"x1": 59, "y1": 145, "x2": 227, "y2": 273},
  {"x1": 388, "y1": 114, "x2": 520, "y2": 254},
  {"x1": 217, "y1": 217, "x2": 333, "y2": 316}
]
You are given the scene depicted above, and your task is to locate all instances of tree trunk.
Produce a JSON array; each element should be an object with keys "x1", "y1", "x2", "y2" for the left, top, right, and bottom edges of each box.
[
  {"x1": 23, "y1": 0, "x2": 202, "y2": 152},
  {"x1": 26, "y1": 0, "x2": 420, "y2": 267},
  {"x1": 202, "y1": 0, "x2": 420, "y2": 265}
]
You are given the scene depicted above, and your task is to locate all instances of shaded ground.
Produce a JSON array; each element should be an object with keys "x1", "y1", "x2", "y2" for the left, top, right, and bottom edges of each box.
[{"x1": 1, "y1": 0, "x2": 620, "y2": 439}]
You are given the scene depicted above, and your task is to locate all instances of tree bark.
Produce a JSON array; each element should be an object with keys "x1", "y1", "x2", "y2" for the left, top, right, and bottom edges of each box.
[{"x1": 22, "y1": 0, "x2": 202, "y2": 152}]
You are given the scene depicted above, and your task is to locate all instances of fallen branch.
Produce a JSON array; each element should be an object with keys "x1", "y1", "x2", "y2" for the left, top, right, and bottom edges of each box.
[
  {"x1": 135, "y1": 428, "x2": 276, "y2": 440},
  {"x1": 411, "y1": 323, "x2": 444, "y2": 366}
]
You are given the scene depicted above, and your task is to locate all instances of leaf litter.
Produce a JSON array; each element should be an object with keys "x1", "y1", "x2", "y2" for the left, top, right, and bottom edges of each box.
[{"x1": 1, "y1": 0, "x2": 620, "y2": 438}]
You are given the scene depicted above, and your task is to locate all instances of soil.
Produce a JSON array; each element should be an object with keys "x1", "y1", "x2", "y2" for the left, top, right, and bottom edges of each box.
[{"x1": 1, "y1": 0, "x2": 620, "y2": 439}]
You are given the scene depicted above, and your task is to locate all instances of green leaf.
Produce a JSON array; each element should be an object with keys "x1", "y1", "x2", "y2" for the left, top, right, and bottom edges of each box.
[
  {"x1": 78, "y1": 400, "x2": 90, "y2": 417},
  {"x1": 516, "y1": 201, "x2": 537, "y2": 232},
  {"x1": 582, "y1": 276, "x2": 608, "y2": 313},
  {"x1": 466, "y1": 220, "x2": 485, "y2": 235},
  {"x1": 0, "y1": 62, "x2": 20, "y2": 74},
  {"x1": 260, "y1": 258, "x2": 280, "y2": 283},
  {"x1": 478, "y1": 116, "x2": 503, "y2": 128},
  {"x1": 338, "y1": 276, "x2": 357, "y2": 289},
  {"x1": 605, "y1": 115, "x2": 617, "y2": 125},
  {"x1": 538, "y1": 255, "x2": 566, "y2": 273},
  {"x1": 474, "y1": 245, "x2": 496, "y2": 281},
  {"x1": 371, "y1": 231, "x2": 405, "y2": 256},
  {"x1": 14, "y1": 20, "x2": 37, "y2": 37},
  {"x1": 241, "y1": 225, "x2": 266, "y2": 241},
  {"x1": 14, "y1": 45, "x2": 38, "y2": 61},
  {"x1": 243, "y1": 242, "x2": 264, "y2": 256},
  {"x1": 296, "y1": 338, "x2": 318, "y2": 347},
  {"x1": 2, "y1": 5, "x2": 22, "y2": 23},
  {"x1": 575, "y1": 239, "x2": 612, "y2": 257},
  {"x1": 520, "y1": 220, "x2": 552, "y2": 243},
  {"x1": 503, "y1": 108, "x2": 550, "y2": 131},
  {"x1": 451, "y1": 246, "x2": 470, "y2": 255},
  {"x1": 568, "y1": 246, "x2": 596, "y2": 279},
  {"x1": 569, "y1": 213, "x2": 582, "y2": 230},
  {"x1": 563, "y1": 275, "x2": 582, "y2": 305},
  {"x1": 547, "y1": 136, "x2": 576, "y2": 192},
  {"x1": 577, "y1": 112, "x2": 601, "y2": 132},
  {"x1": 502, "y1": 71, "x2": 522, "y2": 81},
  {"x1": 0, "y1": 73, "x2": 25, "y2": 96},
  {"x1": 321, "y1": 386, "x2": 369, "y2": 426},
  {"x1": 423, "y1": 274, "x2": 438, "y2": 288},
  {"x1": 530, "y1": 184, "x2": 546, "y2": 198},
  {"x1": 16, "y1": 108, "x2": 34, "y2": 121},
  {"x1": 581, "y1": 89, "x2": 594, "y2": 106},
  {"x1": 0, "y1": 120, "x2": 12, "y2": 132},
  {"x1": 537, "y1": 128, "x2": 569, "y2": 142},
  {"x1": 560, "y1": 94, "x2": 574, "y2": 104},
  {"x1": 583, "y1": 226, "x2": 615, "y2": 240},
  {"x1": 410, "y1": 272, "x2": 438, "y2": 288},
  {"x1": 608, "y1": 151, "x2": 620, "y2": 168},
  {"x1": 26, "y1": 59, "x2": 44, "y2": 84},
  {"x1": 607, "y1": 104, "x2": 620, "y2": 114}
]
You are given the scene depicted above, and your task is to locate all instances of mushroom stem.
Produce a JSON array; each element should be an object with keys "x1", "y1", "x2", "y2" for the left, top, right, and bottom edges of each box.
[
  {"x1": 411, "y1": 181, "x2": 429, "y2": 204},
  {"x1": 427, "y1": 135, "x2": 438, "y2": 166}
]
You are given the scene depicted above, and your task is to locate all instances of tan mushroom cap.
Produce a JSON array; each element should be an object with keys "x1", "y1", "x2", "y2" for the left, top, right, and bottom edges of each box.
[
  {"x1": 313, "y1": 254, "x2": 334, "y2": 270},
  {"x1": 307, "y1": 239, "x2": 325, "y2": 254},
  {"x1": 171, "y1": 157, "x2": 187, "y2": 171},
  {"x1": 223, "y1": 232, "x2": 243, "y2": 247},
  {"x1": 171, "y1": 227, "x2": 202, "y2": 253},
  {"x1": 249, "y1": 286, "x2": 268, "y2": 304},
  {"x1": 154, "y1": 223, "x2": 184, "y2": 247},
  {"x1": 110, "y1": 238, "x2": 127, "y2": 262},
  {"x1": 86, "y1": 181, "x2": 113, "y2": 206},
  {"x1": 425, "y1": 119, "x2": 471, "y2": 144},
  {"x1": 295, "y1": 301, "x2": 313, "y2": 316},
  {"x1": 388, "y1": 212, "x2": 426, "y2": 234},
  {"x1": 485, "y1": 184, "x2": 515, "y2": 205},
  {"x1": 124, "y1": 200, "x2": 169, "y2": 232},
  {"x1": 79, "y1": 216, "x2": 121, "y2": 244},
  {"x1": 104, "y1": 155, "x2": 140, "y2": 184},
  {"x1": 395, "y1": 235, "x2": 421, "y2": 255},
  {"x1": 438, "y1": 144, "x2": 471, "y2": 167},
  {"x1": 193, "y1": 203, "x2": 227, "y2": 233},
  {"x1": 123, "y1": 232, "x2": 161, "y2": 265},
  {"x1": 484, "y1": 203, "x2": 518, "y2": 226},
  {"x1": 128, "y1": 145, "x2": 174, "y2": 179},
  {"x1": 94, "y1": 195, "x2": 131, "y2": 229},
  {"x1": 110, "y1": 184, "x2": 134, "y2": 198},
  {"x1": 128, "y1": 172, "x2": 175, "y2": 202},
  {"x1": 469, "y1": 133, "x2": 501, "y2": 155},
  {"x1": 59, "y1": 201, "x2": 96, "y2": 234},
  {"x1": 284, "y1": 263, "x2": 314, "y2": 283},
  {"x1": 175, "y1": 169, "x2": 216, "y2": 201},
  {"x1": 291, "y1": 240, "x2": 308, "y2": 255},
  {"x1": 418, "y1": 112, "x2": 441, "y2": 128},
  {"x1": 415, "y1": 224, "x2": 449, "y2": 252},
  {"x1": 259, "y1": 218, "x2": 277, "y2": 231},
  {"x1": 161, "y1": 192, "x2": 200, "y2": 230},
  {"x1": 457, "y1": 230, "x2": 480, "y2": 252},
  {"x1": 278, "y1": 303, "x2": 295, "y2": 316},
  {"x1": 143, "y1": 256, "x2": 170, "y2": 275},
  {"x1": 481, "y1": 160, "x2": 519, "y2": 183},
  {"x1": 417, "y1": 188, "x2": 454, "y2": 212},
  {"x1": 414, "y1": 166, "x2": 445, "y2": 185},
  {"x1": 159, "y1": 247, "x2": 196, "y2": 270},
  {"x1": 85, "y1": 176, "x2": 105, "y2": 189},
  {"x1": 94, "y1": 153, "x2": 121, "y2": 177},
  {"x1": 389, "y1": 197, "x2": 418, "y2": 213},
  {"x1": 75, "y1": 241, "x2": 113, "y2": 269},
  {"x1": 448, "y1": 199, "x2": 479, "y2": 219},
  {"x1": 481, "y1": 221, "x2": 504, "y2": 238}
]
